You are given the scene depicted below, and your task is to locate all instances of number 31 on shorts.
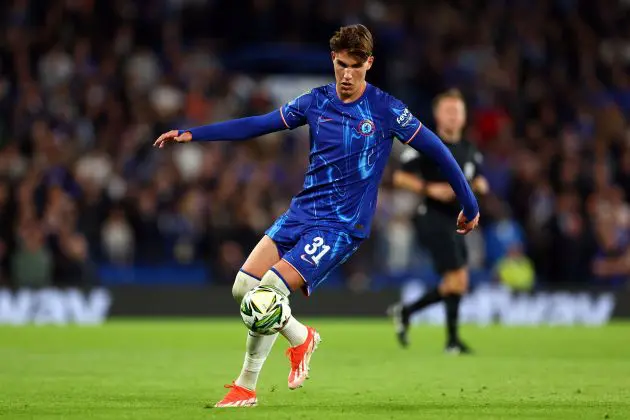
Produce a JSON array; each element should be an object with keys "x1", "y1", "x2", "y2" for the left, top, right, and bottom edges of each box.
[{"x1": 303, "y1": 237, "x2": 331, "y2": 265}]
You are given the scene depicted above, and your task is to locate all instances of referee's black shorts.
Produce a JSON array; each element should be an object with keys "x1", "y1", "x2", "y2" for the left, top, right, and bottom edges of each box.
[{"x1": 414, "y1": 209, "x2": 468, "y2": 275}]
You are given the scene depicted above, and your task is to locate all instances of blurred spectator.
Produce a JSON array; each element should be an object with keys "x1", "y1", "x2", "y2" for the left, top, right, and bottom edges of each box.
[
  {"x1": 215, "y1": 241, "x2": 246, "y2": 286},
  {"x1": 0, "y1": 180, "x2": 15, "y2": 283},
  {"x1": 484, "y1": 197, "x2": 526, "y2": 269},
  {"x1": 495, "y1": 243, "x2": 535, "y2": 292},
  {"x1": 101, "y1": 208, "x2": 135, "y2": 266},
  {"x1": 12, "y1": 222, "x2": 52, "y2": 287},
  {"x1": 545, "y1": 190, "x2": 594, "y2": 283},
  {"x1": 55, "y1": 225, "x2": 92, "y2": 286}
]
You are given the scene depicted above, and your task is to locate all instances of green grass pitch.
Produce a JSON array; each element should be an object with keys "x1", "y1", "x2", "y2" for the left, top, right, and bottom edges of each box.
[{"x1": 1, "y1": 319, "x2": 629, "y2": 419}]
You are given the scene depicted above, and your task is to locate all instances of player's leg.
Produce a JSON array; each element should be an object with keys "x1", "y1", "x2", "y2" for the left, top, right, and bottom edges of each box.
[
  {"x1": 398, "y1": 279, "x2": 448, "y2": 327},
  {"x1": 261, "y1": 231, "x2": 359, "y2": 349},
  {"x1": 215, "y1": 235, "x2": 283, "y2": 408},
  {"x1": 256, "y1": 261, "x2": 318, "y2": 382},
  {"x1": 257, "y1": 260, "x2": 318, "y2": 390},
  {"x1": 390, "y1": 217, "x2": 454, "y2": 347},
  {"x1": 441, "y1": 238, "x2": 471, "y2": 354},
  {"x1": 390, "y1": 283, "x2": 447, "y2": 348},
  {"x1": 259, "y1": 229, "x2": 359, "y2": 389},
  {"x1": 234, "y1": 236, "x2": 284, "y2": 389},
  {"x1": 261, "y1": 260, "x2": 310, "y2": 345},
  {"x1": 234, "y1": 235, "x2": 283, "y2": 300}
]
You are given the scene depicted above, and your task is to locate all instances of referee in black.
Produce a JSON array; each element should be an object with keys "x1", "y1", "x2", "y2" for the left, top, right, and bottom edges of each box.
[{"x1": 389, "y1": 89, "x2": 489, "y2": 354}]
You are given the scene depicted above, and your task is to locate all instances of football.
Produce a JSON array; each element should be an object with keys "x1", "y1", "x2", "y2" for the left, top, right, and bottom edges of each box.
[{"x1": 240, "y1": 286, "x2": 291, "y2": 335}]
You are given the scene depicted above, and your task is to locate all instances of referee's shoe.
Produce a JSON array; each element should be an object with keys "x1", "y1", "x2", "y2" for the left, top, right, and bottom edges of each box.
[
  {"x1": 387, "y1": 303, "x2": 409, "y2": 348},
  {"x1": 445, "y1": 339, "x2": 473, "y2": 355}
]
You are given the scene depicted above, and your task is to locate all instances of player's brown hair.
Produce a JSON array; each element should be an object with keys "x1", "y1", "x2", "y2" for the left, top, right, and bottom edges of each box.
[
  {"x1": 329, "y1": 24, "x2": 374, "y2": 63},
  {"x1": 433, "y1": 88, "x2": 466, "y2": 110}
]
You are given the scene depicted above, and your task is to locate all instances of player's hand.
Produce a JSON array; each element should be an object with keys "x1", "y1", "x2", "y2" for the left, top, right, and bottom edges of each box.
[
  {"x1": 153, "y1": 130, "x2": 192, "y2": 148},
  {"x1": 456, "y1": 210, "x2": 480, "y2": 235},
  {"x1": 426, "y1": 183, "x2": 456, "y2": 202}
]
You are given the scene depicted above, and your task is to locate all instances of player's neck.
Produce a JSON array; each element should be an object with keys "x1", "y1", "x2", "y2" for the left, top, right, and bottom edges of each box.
[
  {"x1": 438, "y1": 129, "x2": 462, "y2": 143},
  {"x1": 336, "y1": 81, "x2": 367, "y2": 103}
]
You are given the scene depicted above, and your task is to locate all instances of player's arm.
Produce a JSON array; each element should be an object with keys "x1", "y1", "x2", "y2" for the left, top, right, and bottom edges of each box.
[
  {"x1": 389, "y1": 101, "x2": 479, "y2": 233},
  {"x1": 406, "y1": 127, "x2": 478, "y2": 224},
  {"x1": 154, "y1": 110, "x2": 287, "y2": 147},
  {"x1": 154, "y1": 91, "x2": 314, "y2": 147}
]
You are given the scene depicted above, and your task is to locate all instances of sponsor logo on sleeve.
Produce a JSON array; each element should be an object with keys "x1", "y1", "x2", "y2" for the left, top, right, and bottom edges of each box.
[{"x1": 396, "y1": 108, "x2": 413, "y2": 127}]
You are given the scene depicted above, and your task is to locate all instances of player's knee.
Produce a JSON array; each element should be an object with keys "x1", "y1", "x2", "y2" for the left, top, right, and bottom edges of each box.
[
  {"x1": 232, "y1": 270, "x2": 260, "y2": 303},
  {"x1": 260, "y1": 269, "x2": 292, "y2": 297}
]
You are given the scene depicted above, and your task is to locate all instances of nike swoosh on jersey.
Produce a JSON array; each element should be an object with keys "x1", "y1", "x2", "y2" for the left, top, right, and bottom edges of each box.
[
  {"x1": 318, "y1": 117, "x2": 334, "y2": 123},
  {"x1": 300, "y1": 254, "x2": 316, "y2": 265}
]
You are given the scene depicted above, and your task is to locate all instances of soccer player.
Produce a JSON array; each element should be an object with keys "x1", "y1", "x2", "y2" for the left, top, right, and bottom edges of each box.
[
  {"x1": 154, "y1": 25, "x2": 480, "y2": 407},
  {"x1": 388, "y1": 88, "x2": 489, "y2": 354}
]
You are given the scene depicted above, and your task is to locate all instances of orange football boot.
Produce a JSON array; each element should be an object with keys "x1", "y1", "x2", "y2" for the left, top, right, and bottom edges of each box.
[
  {"x1": 214, "y1": 382, "x2": 257, "y2": 408},
  {"x1": 286, "y1": 326, "x2": 321, "y2": 390}
]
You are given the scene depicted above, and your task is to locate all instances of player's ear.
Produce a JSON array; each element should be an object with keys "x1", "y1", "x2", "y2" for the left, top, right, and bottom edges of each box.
[
  {"x1": 331, "y1": 52, "x2": 336, "y2": 62},
  {"x1": 365, "y1": 56, "x2": 374, "y2": 70}
]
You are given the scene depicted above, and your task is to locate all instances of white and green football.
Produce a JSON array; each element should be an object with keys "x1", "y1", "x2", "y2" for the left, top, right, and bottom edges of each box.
[{"x1": 240, "y1": 286, "x2": 291, "y2": 335}]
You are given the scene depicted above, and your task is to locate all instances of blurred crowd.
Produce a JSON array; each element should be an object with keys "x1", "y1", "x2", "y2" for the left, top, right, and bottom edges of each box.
[{"x1": 0, "y1": 0, "x2": 629, "y2": 288}]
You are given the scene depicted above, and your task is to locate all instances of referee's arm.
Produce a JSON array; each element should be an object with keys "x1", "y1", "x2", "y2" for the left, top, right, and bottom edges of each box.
[
  {"x1": 393, "y1": 149, "x2": 428, "y2": 195},
  {"x1": 393, "y1": 151, "x2": 455, "y2": 202},
  {"x1": 394, "y1": 170, "x2": 456, "y2": 202},
  {"x1": 393, "y1": 169, "x2": 425, "y2": 195},
  {"x1": 472, "y1": 175, "x2": 489, "y2": 195},
  {"x1": 471, "y1": 150, "x2": 489, "y2": 196},
  {"x1": 394, "y1": 171, "x2": 489, "y2": 202}
]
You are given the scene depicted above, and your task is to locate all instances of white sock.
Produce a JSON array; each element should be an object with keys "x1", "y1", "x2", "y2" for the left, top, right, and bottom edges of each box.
[
  {"x1": 280, "y1": 316, "x2": 309, "y2": 347},
  {"x1": 260, "y1": 268, "x2": 291, "y2": 297},
  {"x1": 235, "y1": 331, "x2": 278, "y2": 390},
  {"x1": 259, "y1": 269, "x2": 308, "y2": 347}
]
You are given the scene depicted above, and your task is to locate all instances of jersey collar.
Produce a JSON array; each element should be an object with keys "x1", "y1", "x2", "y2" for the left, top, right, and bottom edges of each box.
[{"x1": 330, "y1": 82, "x2": 371, "y2": 107}]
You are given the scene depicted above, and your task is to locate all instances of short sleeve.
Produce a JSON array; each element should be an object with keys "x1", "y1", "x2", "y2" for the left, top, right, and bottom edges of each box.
[
  {"x1": 388, "y1": 97, "x2": 422, "y2": 144},
  {"x1": 280, "y1": 90, "x2": 314, "y2": 130}
]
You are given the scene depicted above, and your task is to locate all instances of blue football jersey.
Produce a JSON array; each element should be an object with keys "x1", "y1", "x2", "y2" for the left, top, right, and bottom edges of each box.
[{"x1": 279, "y1": 83, "x2": 422, "y2": 238}]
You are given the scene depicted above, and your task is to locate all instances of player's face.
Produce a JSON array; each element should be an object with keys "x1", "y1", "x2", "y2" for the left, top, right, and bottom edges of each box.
[
  {"x1": 435, "y1": 98, "x2": 466, "y2": 134},
  {"x1": 332, "y1": 51, "x2": 373, "y2": 99}
]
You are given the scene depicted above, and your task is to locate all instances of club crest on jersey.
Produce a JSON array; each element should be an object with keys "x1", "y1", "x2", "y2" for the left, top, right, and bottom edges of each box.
[{"x1": 357, "y1": 119, "x2": 375, "y2": 136}]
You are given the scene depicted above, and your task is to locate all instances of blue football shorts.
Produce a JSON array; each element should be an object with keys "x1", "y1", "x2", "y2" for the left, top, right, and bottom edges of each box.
[{"x1": 265, "y1": 212, "x2": 362, "y2": 295}]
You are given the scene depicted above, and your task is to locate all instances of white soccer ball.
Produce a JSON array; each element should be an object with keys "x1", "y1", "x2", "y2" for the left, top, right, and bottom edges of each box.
[{"x1": 240, "y1": 286, "x2": 291, "y2": 335}]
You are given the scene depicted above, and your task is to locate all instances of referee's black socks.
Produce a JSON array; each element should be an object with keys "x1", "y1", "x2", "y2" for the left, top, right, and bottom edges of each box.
[
  {"x1": 444, "y1": 293, "x2": 462, "y2": 343},
  {"x1": 402, "y1": 287, "x2": 443, "y2": 324}
]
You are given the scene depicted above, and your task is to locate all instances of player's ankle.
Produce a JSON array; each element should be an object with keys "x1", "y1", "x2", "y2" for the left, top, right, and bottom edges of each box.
[
  {"x1": 234, "y1": 378, "x2": 256, "y2": 391},
  {"x1": 281, "y1": 317, "x2": 309, "y2": 347}
]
